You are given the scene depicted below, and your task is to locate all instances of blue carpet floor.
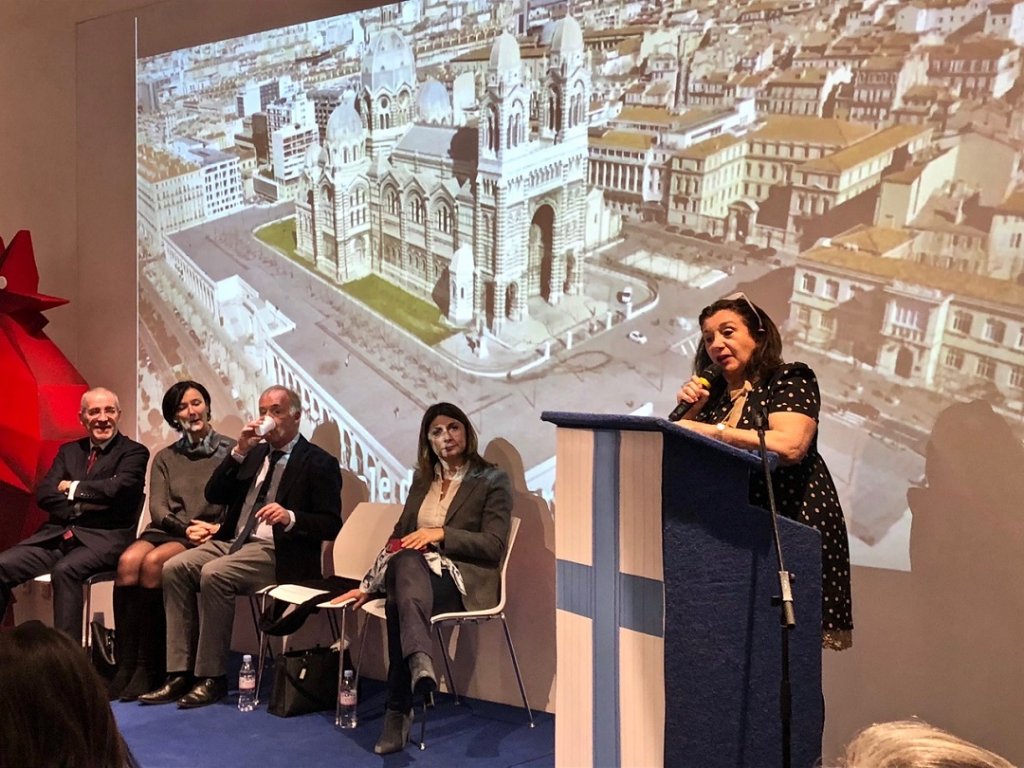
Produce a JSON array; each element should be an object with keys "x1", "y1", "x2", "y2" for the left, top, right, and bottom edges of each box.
[{"x1": 114, "y1": 674, "x2": 553, "y2": 768}]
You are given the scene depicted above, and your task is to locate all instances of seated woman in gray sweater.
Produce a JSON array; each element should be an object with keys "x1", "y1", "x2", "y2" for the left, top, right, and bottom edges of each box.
[{"x1": 108, "y1": 380, "x2": 234, "y2": 701}]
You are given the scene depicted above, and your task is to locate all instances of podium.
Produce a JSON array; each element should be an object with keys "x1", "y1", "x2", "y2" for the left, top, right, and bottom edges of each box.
[{"x1": 541, "y1": 412, "x2": 822, "y2": 768}]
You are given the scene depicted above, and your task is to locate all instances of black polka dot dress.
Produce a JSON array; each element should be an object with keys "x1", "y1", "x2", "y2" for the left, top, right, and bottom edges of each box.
[{"x1": 696, "y1": 362, "x2": 853, "y2": 650}]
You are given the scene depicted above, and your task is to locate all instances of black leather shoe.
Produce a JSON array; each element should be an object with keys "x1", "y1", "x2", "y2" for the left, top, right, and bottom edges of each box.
[
  {"x1": 374, "y1": 708, "x2": 412, "y2": 755},
  {"x1": 137, "y1": 674, "x2": 195, "y2": 705},
  {"x1": 408, "y1": 651, "x2": 437, "y2": 696},
  {"x1": 177, "y1": 676, "x2": 228, "y2": 709}
]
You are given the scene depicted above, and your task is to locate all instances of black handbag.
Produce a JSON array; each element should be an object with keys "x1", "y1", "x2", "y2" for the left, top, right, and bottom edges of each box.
[
  {"x1": 89, "y1": 620, "x2": 117, "y2": 680},
  {"x1": 267, "y1": 645, "x2": 340, "y2": 718}
]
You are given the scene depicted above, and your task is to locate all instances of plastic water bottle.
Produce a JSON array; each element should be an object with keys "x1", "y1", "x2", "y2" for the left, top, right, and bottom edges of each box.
[
  {"x1": 238, "y1": 654, "x2": 256, "y2": 712},
  {"x1": 336, "y1": 669, "x2": 357, "y2": 729}
]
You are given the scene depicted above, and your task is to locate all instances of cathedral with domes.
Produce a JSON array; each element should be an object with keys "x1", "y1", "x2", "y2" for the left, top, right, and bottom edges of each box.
[{"x1": 294, "y1": 19, "x2": 614, "y2": 334}]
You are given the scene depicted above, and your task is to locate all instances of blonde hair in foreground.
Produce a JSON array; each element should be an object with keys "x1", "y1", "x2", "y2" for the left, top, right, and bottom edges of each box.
[{"x1": 841, "y1": 720, "x2": 1016, "y2": 768}]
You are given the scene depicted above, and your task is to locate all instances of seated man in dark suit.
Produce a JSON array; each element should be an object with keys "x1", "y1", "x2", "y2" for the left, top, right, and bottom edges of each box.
[
  {"x1": 139, "y1": 385, "x2": 342, "y2": 709},
  {"x1": 0, "y1": 387, "x2": 149, "y2": 640}
]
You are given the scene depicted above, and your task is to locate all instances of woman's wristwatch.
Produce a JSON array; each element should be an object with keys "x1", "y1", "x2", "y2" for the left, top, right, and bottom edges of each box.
[{"x1": 715, "y1": 422, "x2": 727, "y2": 437}]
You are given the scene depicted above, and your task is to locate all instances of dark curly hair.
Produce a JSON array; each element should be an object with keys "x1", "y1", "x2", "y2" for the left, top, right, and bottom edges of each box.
[
  {"x1": 161, "y1": 380, "x2": 212, "y2": 431},
  {"x1": 693, "y1": 294, "x2": 784, "y2": 387}
]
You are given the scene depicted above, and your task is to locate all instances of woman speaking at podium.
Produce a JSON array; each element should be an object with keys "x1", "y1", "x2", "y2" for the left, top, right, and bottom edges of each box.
[{"x1": 672, "y1": 292, "x2": 852, "y2": 650}]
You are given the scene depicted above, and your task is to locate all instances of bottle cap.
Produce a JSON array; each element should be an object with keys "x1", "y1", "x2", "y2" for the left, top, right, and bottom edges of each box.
[
  {"x1": 243, "y1": 654, "x2": 252, "y2": 663},
  {"x1": 343, "y1": 669, "x2": 353, "y2": 678}
]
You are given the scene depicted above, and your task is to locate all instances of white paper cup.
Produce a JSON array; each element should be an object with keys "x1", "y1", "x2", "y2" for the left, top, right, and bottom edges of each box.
[{"x1": 255, "y1": 414, "x2": 276, "y2": 436}]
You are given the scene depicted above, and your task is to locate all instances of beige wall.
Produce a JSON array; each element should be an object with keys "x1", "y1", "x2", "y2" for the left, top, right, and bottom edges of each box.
[{"x1": 2, "y1": 1, "x2": 1021, "y2": 764}]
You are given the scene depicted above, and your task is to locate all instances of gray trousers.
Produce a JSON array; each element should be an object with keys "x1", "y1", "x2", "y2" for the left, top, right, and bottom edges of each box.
[{"x1": 162, "y1": 539, "x2": 275, "y2": 678}]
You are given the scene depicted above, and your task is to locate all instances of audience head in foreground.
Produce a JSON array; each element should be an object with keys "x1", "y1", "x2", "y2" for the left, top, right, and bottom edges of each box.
[
  {"x1": 841, "y1": 720, "x2": 1015, "y2": 768},
  {"x1": 0, "y1": 620, "x2": 128, "y2": 768}
]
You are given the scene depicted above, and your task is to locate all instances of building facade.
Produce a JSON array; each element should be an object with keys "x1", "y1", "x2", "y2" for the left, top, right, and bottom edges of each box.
[{"x1": 296, "y1": 20, "x2": 610, "y2": 334}]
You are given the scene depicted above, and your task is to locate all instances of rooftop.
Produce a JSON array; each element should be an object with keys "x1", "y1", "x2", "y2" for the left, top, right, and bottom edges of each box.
[
  {"x1": 795, "y1": 124, "x2": 931, "y2": 175},
  {"x1": 752, "y1": 115, "x2": 876, "y2": 146},
  {"x1": 137, "y1": 145, "x2": 201, "y2": 183},
  {"x1": 831, "y1": 224, "x2": 916, "y2": 255},
  {"x1": 994, "y1": 187, "x2": 1024, "y2": 216},
  {"x1": 861, "y1": 56, "x2": 904, "y2": 72},
  {"x1": 590, "y1": 129, "x2": 657, "y2": 151},
  {"x1": 768, "y1": 67, "x2": 832, "y2": 86},
  {"x1": 674, "y1": 133, "x2": 744, "y2": 160},
  {"x1": 802, "y1": 246, "x2": 1024, "y2": 307}
]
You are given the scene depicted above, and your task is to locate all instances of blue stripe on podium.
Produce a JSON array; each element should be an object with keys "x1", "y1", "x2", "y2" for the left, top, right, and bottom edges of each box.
[
  {"x1": 555, "y1": 430, "x2": 669, "y2": 766},
  {"x1": 592, "y1": 429, "x2": 621, "y2": 766},
  {"x1": 617, "y1": 572, "x2": 664, "y2": 637},
  {"x1": 556, "y1": 562, "x2": 664, "y2": 639}
]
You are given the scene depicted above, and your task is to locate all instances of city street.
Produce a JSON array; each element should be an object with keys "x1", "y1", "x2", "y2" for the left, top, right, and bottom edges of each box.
[{"x1": 145, "y1": 207, "x2": 925, "y2": 566}]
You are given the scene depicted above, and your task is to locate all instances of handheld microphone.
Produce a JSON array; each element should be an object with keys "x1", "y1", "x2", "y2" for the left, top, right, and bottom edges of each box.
[{"x1": 667, "y1": 363, "x2": 722, "y2": 421}]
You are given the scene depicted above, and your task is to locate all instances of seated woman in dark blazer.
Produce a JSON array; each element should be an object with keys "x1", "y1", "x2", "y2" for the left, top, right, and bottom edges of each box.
[
  {"x1": 333, "y1": 401, "x2": 512, "y2": 755},
  {"x1": 108, "y1": 380, "x2": 234, "y2": 700}
]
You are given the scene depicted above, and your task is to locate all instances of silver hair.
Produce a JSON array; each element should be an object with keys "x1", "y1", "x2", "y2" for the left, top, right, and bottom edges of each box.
[
  {"x1": 260, "y1": 385, "x2": 301, "y2": 416},
  {"x1": 79, "y1": 387, "x2": 121, "y2": 414}
]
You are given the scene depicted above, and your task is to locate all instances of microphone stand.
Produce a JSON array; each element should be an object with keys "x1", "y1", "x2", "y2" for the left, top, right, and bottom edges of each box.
[{"x1": 752, "y1": 407, "x2": 795, "y2": 768}]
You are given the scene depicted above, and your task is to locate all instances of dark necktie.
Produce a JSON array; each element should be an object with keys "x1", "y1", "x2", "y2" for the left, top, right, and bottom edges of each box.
[
  {"x1": 229, "y1": 450, "x2": 284, "y2": 554},
  {"x1": 85, "y1": 446, "x2": 100, "y2": 475}
]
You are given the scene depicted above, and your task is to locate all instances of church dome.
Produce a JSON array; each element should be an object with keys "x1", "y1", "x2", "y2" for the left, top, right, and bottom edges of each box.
[
  {"x1": 551, "y1": 16, "x2": 584, "y2": 55},
  {"x1": 325, "y1": 99, "x2": 364, "y2": 145},
  {"x1": 417, "y1": 79, "x2": 452, "y2": 125},
  {"x1": 362, "y1": 29, "x2": 416, "y2": 92},
  {"x1": 488, "y1": 32, "x2": 521, "y2": 72}
]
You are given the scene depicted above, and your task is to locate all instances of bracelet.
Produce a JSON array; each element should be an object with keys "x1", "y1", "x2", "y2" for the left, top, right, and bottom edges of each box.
[{"x1": 715, "y1": 422, "x2": 727, "y2": 437}]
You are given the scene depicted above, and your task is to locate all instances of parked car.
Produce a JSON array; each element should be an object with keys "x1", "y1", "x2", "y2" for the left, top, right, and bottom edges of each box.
[
  {"x1": 672, "y1": 316, "x2": 694, "y2": 330},
  {"x1": 618, "y1": 286, "x2": 633, "y2": 303},
  {"x1": 627, "y1": 330, "x2": 648, "y2": 345}
]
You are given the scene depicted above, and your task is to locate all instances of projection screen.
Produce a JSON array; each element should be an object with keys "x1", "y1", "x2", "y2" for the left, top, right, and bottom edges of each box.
[{"x1": 135, "y1": 1, "x2": 1024, "y2": 574}]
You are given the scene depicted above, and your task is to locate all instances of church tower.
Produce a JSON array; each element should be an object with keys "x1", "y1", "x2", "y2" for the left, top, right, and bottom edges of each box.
[
  {"x1": 359, "y1": 29, "x2": 416, "y2": 161},
  {"x1": 540, "y1": 16, "x2": 590, "y2": 298},
  {"x1": 476, "y1": 33, "x2": 533, "y2": 333}
]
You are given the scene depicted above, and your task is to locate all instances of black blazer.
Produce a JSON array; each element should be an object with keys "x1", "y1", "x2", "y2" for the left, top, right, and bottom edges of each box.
[
  {"x1": 30, "y1": 432, "x2": 149, "y2": 558},
  {"x1": 205, "y1": 435, "x2": 342, "y2": 585},
  {"x1": 395, "y1": 463, "x2": 512, "y2": 612}
]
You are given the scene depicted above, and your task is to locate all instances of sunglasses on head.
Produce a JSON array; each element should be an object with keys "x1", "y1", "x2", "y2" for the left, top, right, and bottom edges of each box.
[{"x1": 721, "y1": 291, "x2": 765, "y2": 333}]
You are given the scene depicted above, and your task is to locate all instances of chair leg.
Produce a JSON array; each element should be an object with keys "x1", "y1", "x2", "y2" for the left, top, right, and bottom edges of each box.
[
  {"x1": 417, "y1": 693, "x2": 429, "y2": 750},
  {"x1": 500, "y1": 614, "x2": 534, "y2": 727},
  {"x1": 253, "y1": 592, "x2": 273, "y2": 705},
  {"x1": 335, "y1": 612, "x2": 346, "y2": 727},
  {"x1": 433, "y1": 624, "x2": 460, "y2": 705},
  {"x1": 255, "y1": 628, "x2": 268, "y2": 707},
  {"x1": 353, "y1": 610, "x2": 371, "y2": 694},
  {"x1": 82, "y1": 583, "x2": 93, "y2": 649}
]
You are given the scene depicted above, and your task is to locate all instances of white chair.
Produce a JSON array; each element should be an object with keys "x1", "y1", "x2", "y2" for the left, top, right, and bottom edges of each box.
[
  {"x1": 359, "y1": 516, "x2": 533, "y2": 748},
  {"x1": 254, "y1": 501, "x2": 403, "y2": 704}
]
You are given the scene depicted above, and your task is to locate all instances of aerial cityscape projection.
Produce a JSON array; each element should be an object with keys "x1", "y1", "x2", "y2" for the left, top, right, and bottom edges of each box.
[{"x1": 136, "y1": 0, "x2": 1024, "y2": 570}]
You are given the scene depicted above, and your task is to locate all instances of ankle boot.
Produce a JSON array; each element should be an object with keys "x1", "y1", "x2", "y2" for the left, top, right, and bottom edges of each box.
[
  {"x1": 108, "y1": 585, "x2": 140, "y2": 700},
  {"x1": 120, "y1": 587, "x2": 166, "y2": 701},
  {"x1": 374, "y1": 708, "x2": 412, "y2": 755}
]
